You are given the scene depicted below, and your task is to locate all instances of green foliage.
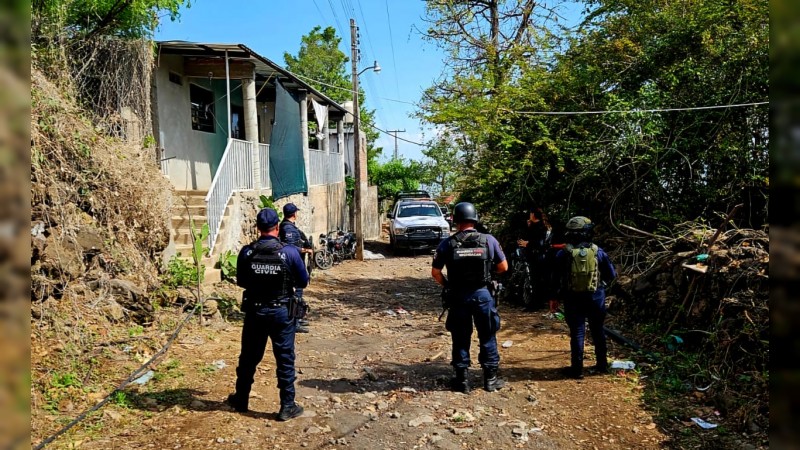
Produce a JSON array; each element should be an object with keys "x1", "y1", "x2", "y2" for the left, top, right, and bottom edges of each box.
[
  {"x1": 420, "y1": 131, "x2": 465, "y2": 197},
  {"x1": 127, "y1": 325, "x2": 144, "y2": 337},
  {"x1": 257, "y1": 195, "x2": 283, "y2": 219},
  {"x1": 51, "y1": 371, "x2": 80, "y2": 389},
  {"x1": 162, "y1": 256, "x2": 200, "y2": 288},
  {"x1": 33, "y1": 0, "x2": 189, "y2": 39},
  {"x1": 421, "y1": 0, "x2": 768, "y2": 228},
  {"x1": 188, "y1": 218, "x2": 209, "y2": 271},
  {"x1": 111, "y1": 390, "x2": 133, "y2": 408},
  {"x1": 219, "y1": 250, "x2": 238, "y2": 281},
  {"x1": 368, "y1": 158, "x2": 426, "y2": 201}
]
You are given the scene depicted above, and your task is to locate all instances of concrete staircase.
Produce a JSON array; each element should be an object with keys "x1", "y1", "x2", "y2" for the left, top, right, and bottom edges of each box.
[{"x1": 171, "y1": 190, "x2": 226, "y2": 284}]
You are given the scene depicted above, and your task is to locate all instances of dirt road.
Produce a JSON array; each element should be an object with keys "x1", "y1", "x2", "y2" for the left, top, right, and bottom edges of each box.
[{"x1": 57, "y1": 248, "x2": 668, "y2": 449}]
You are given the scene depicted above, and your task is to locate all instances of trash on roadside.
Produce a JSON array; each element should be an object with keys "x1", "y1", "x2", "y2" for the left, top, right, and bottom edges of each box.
[
  {"x1": 395, "y1": 307, "x2": 409, "y2": 315},
  {"x1": 610, "y1": 360, "x2": 636, "y2": 370},
  {"x1": 690, "y1": 417, "x2": 718, "y2": 429},
  {"x1": 132, "y1": 370, "x2": 155, "y2": 385},
  {"x1": 212, "y1": 360, "x2": 227, "y2": 370},
  {"x1": 384, "y1": 309, "x2": 397, "y2": 316},
  {"x1": 501, "y1": 340, "x2": 513, "y2": 348},
  {"x1": 554, "y1": 312, "x2": 564, "y2": 320},
  {"x1": 666, "y1": 334, "x2": 684, "y2": 351},
  {"x1": 363, "y1": 250, "x2": 385, "y2": 260}
]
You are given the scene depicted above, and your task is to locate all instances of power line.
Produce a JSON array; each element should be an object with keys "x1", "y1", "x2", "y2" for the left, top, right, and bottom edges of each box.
[
  {"x1": 509, "y1": 101, "x2": 769, "y2": 115},
  {"x1": 384, "y1": 0, "x2": 401, "y2": 97}
]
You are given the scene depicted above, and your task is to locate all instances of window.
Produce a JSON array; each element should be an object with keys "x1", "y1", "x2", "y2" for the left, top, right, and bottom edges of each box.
[
  {"x1": 190, "y1": 84, "x2": 215, "y2": 133},
  {"x1": 168, "y1": 72, "x2": 182, "y2": 85},
  {"x1": 397, "y1": 203, "x2": 443, "y2": 218}
]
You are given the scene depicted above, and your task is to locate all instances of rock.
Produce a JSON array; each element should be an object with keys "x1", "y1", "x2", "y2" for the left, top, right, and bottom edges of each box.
[
  {"x1": 216, "y1": 437, "x2": 225, "y2": 443},
  {"x1": 101, "y1": 298, "x2": 125, "y2": 322},
  {"x1": 430, "y1": 435, "x2": 443, "y2": 443},
  {"x1": 401, "y1": 387, "x2": 418, "y2": 393},
  {"x1": 364, "y1": 367, "x2": 379, "y2": 381},
  {"x1": 42, "y1": 234, "x2": 84, "y2": 279},
  {"x1": 512, "y1": 428, "x2": 527, "y2": 436},
  {"x1": 331, "y1": 396, "x2": 342, "y2": 404},
  {"x1": 645, "y1": 423, "x2": 657, "y2": 430},
  {"x1": 409, "y1": 415, "x2": 435, "y2": 427},
  {"x1": 451, "y1": 427, "x2": 474, "y2": 435},
  {"x1": 389, "y1": 411, "x2": 401, "y2": 418},
  {"x1": 305, "y1": 426, "x2": 322, "y2": 435},
  {"x1": 202, "y1": 299, "x2": 219, "y2": 316},
  {"x1": 75, "y1": 226, "x2": 105, "y2": 253},
  {"x1": 377, "y1": 401, "x2": 389, "y2": 410},
  {"x1": 103, "y1": 409, "x2": 122, "y2": 422},
  {"x1": 363, "y1": 392, "x2": 377, "y2": 399},
  {"x1": 300, "y1": 410, "x2": 317, "y2": 418},
  {"x1": 189, "y1": 400, "x2": 206, "y2": 409}
]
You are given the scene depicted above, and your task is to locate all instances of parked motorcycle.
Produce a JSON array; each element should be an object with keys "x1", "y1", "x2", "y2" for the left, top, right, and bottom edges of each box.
[
  {"x1": 501, "y1": 246, "x2": 535, "y2": 308},
  {"x1": 314, "y1": 229, "x2": 357, "y2": 270}
]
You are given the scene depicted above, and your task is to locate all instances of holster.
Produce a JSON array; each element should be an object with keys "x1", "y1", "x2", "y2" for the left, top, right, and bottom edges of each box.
[{"x1": 288, "y1": 295, "x2": 309, "y2": 320}]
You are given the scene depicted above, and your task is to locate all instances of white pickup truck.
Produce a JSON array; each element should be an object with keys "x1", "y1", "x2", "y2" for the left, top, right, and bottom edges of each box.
[{"x1": 388, "y1": 199, "x2": 451, "y2": 253}]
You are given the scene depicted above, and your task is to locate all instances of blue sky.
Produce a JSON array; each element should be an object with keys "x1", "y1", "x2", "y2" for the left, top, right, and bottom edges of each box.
[{"x1": 156, "y1": 1, "x2": 582, "y2": 162}]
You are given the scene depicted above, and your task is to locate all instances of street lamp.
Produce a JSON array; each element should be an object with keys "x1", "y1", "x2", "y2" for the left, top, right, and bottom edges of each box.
[{"x1": 358, "y1": 61, "x2": 381, "y2": 77}]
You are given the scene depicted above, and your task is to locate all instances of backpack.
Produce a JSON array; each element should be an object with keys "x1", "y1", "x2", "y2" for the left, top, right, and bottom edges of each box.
[{"x1": 566, "y1": 243, "x2": 599, "y2": 292}]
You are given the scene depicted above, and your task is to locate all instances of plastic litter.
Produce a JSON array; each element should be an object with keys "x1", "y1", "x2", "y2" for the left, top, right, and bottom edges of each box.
[
  {"x1": 610, "y1": 361, "x2": 636, "y2": 370},
  {"x1": 395, "y1": 307, "x2": 409, "y2": 315},
  {"x1": 384, "y1": 309, "x2": 397, "y2": 316},
  {"x1": 666, "y1": 334, "x2": 684, "y2": 351},
  {"x1": 212, "y1": 360, "x2": 227, "y2": 370},
  {"x1": 690, "y1": 417, "x2": 718, "y2": 429},
  {"x1": 363, "y1": 250, "x2": 385, "y2": 260},
  {"x1": 132, "y1": 370, "x2": 155, "y2": 385},
  {"x1": 501, "y1": 340, "x2": 513, "y2": 348}
]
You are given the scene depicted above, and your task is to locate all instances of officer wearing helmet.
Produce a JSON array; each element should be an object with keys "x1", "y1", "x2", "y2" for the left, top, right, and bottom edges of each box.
[
  {"x1": 226, "y1": 207, "x2": 309, "y2": 421},
  {"x1": 551, "y1": 216, "x2": 617, "y2": 379},
  {"x1": 431, "y1": 202, "x2": 509, "y2": 393}
]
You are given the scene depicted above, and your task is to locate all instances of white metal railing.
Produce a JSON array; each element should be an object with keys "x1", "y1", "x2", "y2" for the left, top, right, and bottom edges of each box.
[
  {"x1": 259, "y1": 143, "x2": 271, "y2": 190},
  {"x1": 205, "y1": 138, "x2": 254, "y2": 251},
  {"x1": 309, "y1": 149, "x2": 345, "y2": 186}
]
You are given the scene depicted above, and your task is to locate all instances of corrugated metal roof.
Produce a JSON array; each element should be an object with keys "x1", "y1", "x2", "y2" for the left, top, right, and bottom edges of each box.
[{"x1": 157, "y1": 41, "x2": 348, "y2": 113}]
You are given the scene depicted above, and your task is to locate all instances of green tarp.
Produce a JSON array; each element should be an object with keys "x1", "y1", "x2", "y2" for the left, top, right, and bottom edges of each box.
[{"x1": 269, "y1": 80, "x2": 307, "y2": 199}]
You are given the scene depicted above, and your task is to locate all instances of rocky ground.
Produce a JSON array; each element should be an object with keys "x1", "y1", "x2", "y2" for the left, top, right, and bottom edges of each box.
[{"x1": 35, "y1": 246, "x2": 674, "y2": 450}]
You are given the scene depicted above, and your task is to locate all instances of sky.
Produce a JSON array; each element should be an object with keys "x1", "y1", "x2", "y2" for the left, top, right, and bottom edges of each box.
[
  {"x1": 155, "y1": 1, "x2": 583, "y2": 163},
  {"x1": 155, "y1": 0, "x2": 446, "y2": 162}
]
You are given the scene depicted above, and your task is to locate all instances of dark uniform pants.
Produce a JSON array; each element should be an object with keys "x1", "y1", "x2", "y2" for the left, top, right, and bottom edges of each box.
[
  {"x1": 235, "y1": 304, "x2": 297, "y2": 407},
  {"x1": 563, "y1": 291, "x2": 607, "y2": 370},
  {"x1": 445, "y1": 288, "x2": 501, "y2": 369}
]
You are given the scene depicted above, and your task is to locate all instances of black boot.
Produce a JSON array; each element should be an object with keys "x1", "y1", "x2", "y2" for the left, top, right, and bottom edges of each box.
[
  {"x1": 483, "y1": 367, "x2": 505, "y2": 392},
  {"x1": 450, "y1": 368, "x2": 470, "y2": 393},
  {"x1": 277, "y1": 403, "x2": 304, "y2": 421},
  {"x1": 225, "y1": 393, "x2": 249, "y2": 413}
]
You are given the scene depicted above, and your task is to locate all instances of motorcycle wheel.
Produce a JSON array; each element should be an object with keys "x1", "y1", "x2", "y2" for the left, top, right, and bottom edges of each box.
[
  {"x1": 315, "y1": 250, "x2": 334, "y2": 270},
  {"x1": 521, "y1": 275, "x2": 534, "y2": 308}
]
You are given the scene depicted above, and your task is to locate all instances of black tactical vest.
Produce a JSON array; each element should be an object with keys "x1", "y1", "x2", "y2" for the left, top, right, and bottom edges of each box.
[
  {"x1": 447, "y1": 231, "x2": 491, "y2": 290},
  {"x1": 247, "y1": 239, "x2": 293, "y2": 300}
]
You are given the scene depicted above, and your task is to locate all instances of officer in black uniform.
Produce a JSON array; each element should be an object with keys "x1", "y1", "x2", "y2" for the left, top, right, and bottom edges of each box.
[
  {"x1": 279, "y1": 203, "x2": 313, "y2": 333},
  {"x1": 432, "y1": 202, "x2": 509, "y2": 393},
  {"x1": 226, "y1": 207, "x2": 309, "y2": 421}
]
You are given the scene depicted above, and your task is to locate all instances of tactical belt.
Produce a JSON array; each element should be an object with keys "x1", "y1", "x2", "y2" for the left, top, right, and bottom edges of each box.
[{"x1": 251, "y1": 299, "x2": 289, "y2": 308}]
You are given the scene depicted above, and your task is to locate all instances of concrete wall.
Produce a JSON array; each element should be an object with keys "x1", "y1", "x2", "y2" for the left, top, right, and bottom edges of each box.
[
  {"x1": 154, "y1": 54, "x2": 244, "y2": 191},
  {"x1": 364, "y1": 185, "x2": 381, "y2": 240}
]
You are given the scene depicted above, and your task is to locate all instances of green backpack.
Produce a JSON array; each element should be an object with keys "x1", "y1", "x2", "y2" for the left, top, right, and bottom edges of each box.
[{"x1": 567, "y1": 244, "x2": 600, "y2": 292}]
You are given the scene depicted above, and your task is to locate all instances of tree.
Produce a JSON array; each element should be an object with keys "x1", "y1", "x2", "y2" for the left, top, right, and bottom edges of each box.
[
  {"x1": 420, "y1": 131, "x2": 465, "y2": 197},
  {"x1": 284, "y1": 25, "x2": 381, "y2": 157},
  {"x1": 368, "y1": 158, "x2": 426, "y2": 201},
  {"x1": 33, "y1": 0, "x2": 187, "y2": 39}
]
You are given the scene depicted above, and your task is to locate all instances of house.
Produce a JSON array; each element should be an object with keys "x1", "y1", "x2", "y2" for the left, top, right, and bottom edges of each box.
[{"x1": 152, "y1": 41, "x2": 355, "y2": 269}]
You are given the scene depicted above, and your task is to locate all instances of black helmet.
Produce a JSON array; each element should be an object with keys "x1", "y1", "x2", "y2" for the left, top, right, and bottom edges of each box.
[{"x1": 453, "y1": 202, "x2": 478, "y2": 224}]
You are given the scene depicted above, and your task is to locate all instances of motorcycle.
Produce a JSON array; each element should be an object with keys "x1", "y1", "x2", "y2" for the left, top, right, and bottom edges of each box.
[
  {"x1": 314, "y1": 229, "x2": 357, "y2": 270},
  {"x1": 501, "y1": 245, "x2": 535, "y2": 308}
]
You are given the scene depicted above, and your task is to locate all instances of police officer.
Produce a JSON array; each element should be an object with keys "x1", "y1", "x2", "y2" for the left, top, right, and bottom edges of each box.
[
  {"x1": 551, "y1": 216, "x2": 617, "y2": 379},
  {"x1": 226, "y1": 207, "x2": 309, "y2": 421},
  {"x1": 279, "y1": 203, "x2": 313, "y2": 333},
  {"x1": 431, "y1": 202, "x2": 509, "y2": 393}
]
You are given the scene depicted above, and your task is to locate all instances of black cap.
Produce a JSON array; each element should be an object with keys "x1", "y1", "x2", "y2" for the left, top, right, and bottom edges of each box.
[
  {"x1": 283, "y1": 203, "x2": 299, "y2": 216},
  {"x1": 256, "y1": 208, "x2": 280, "y2": 229}
]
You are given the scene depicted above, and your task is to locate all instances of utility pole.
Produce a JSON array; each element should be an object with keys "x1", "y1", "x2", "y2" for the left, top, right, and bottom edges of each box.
[
  {"x1": 350, "y1": 18, "x2": 365, "y2": 261},
  {"x1": 387, "y1": 129, "x2": 406, "y2": 160}
]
